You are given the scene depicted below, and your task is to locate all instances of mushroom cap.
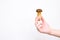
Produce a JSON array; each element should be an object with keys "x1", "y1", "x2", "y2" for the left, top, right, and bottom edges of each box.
[{"x1": 36, "y1": 9, "x2": 42, "y2": 12}]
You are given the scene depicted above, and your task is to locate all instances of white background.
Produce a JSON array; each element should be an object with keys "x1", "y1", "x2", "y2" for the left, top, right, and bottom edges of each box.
[{"x1": 0, "y1": 0, "x2": 60, "y2": 40}]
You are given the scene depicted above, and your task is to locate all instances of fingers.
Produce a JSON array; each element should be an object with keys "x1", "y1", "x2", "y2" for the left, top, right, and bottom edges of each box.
[
  {"x1": 35, "y1": 17, "x2": 40, "y2": 21},
  {"x1": 35, "y1": 17, "x2": 40, "y2": 26},
  {"x1": 35, "y1": 16, "x2": 45, "y2": 28},
  {"x1": 35, "y1": 16, "x2": 42, "y2": 25},
  {"x1": 35, "y1": 16, "x2": 44, "y2": 32},
  {"x1": 35, "y1": 22, "x2": 43, "y2": 32},
  {"x1": 35, "y1": 16, "x2": 45, "y2": 23},
  {"x1": 35, "y1": 18, "x2": 42, "y2": 28}
]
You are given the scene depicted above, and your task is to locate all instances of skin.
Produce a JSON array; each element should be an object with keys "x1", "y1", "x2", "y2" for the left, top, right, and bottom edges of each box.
[{"x1": 35, "y1": 16, "x2": 60, "y2": 37}]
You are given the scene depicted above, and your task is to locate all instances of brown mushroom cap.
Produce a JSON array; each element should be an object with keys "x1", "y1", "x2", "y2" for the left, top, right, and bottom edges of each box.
[{"x1": 36, "y1": 9, "x2": 42, "y2": 12}]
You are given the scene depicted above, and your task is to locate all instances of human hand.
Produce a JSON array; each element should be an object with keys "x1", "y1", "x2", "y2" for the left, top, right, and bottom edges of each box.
[{"x1": 35, "y1": 16, "x2": 51, "y2": 34}]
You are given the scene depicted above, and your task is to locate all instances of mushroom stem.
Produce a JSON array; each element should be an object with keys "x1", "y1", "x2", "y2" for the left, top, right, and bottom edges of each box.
[{"x1": 37, "y1": 12, "x2": 41, "y2": 17}]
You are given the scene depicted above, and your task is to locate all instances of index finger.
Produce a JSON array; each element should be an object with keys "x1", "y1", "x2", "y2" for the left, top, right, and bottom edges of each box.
[{"x1": 35, "y1": 16, "x2": 40, "y2": 21}]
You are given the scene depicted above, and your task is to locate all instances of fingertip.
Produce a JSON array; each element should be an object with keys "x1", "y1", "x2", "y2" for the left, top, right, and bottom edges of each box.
[
  {"x1": 35, "y1": 16, "x2": 41, "y2": 21},
  {"x1": 41, "y1": 16, "x2": 45, "y2": 22}
]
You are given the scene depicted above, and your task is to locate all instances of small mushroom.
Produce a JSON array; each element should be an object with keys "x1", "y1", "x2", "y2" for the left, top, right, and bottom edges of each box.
[{"x1": 36, "y1": 9, "x2": 42, "y2": 21}]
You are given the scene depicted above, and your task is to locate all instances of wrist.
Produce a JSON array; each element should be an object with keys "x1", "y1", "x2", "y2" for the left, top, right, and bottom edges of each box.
[
  {"x1": 48, "y1": 28, "x2": 55, "y2": 36},
  {"x1": 48, "y1": 28, "x2": 60, "y2": 37},
  {"x1": 48, "y1": 28, "x2": 53, "y2": 35}
]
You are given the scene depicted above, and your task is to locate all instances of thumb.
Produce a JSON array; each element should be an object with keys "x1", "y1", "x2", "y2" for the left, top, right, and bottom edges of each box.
[{"x1": 41, "y1": 16, "x2": 46, "y2": 23}]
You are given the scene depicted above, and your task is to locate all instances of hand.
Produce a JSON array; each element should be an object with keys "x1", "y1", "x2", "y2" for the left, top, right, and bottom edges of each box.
[{"x1": 35, "y1": 16, "x2": 51, "y2": 34}]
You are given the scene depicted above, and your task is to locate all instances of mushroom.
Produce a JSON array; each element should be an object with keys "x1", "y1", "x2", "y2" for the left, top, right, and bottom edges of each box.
[{"x1": 36, "y1": 9, "x2": 42, "y2": 21}]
